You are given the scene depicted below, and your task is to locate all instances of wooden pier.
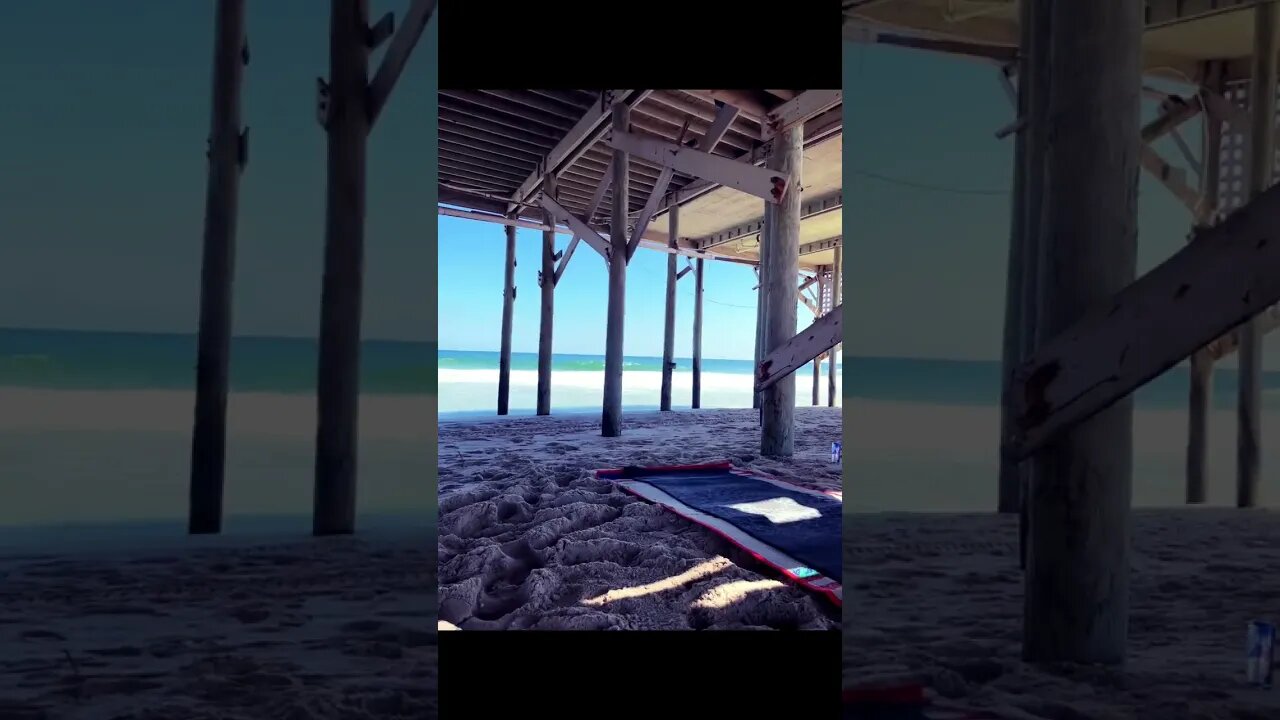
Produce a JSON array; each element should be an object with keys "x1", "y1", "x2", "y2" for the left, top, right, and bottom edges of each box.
[
  {"x1": 188, "y1": 0, "x2": 436, "y2": 536},
  {"x1": 846, "y1": 0, "x2": 1280, "y2": 665},
  {"x1": 436, "y1": 88, "x2": 843, "y2": 457}
]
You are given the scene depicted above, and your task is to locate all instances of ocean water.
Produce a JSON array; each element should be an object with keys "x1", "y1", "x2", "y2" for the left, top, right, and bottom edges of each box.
[
  {"x1": 438, "y1": 348, "x2": 844, "y2": 417},
  {"x1": 0, "y1": 327, "x2": 434, "y2": 395}
]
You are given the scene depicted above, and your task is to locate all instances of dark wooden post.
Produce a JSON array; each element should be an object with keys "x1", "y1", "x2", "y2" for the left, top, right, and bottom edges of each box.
[
  {"x1": 537, "y1": 175, "x2": 556, "y2": 416},
  {"x1": 497, "y1": 219, "x2": 516, "y2": 415},
  {"x1": 997, "y1": 0, "x2": 1034, "y2": 515},
  {"x1": 189, "y1": 0, "x2": 247, "y2": 535},
  {"x1": 313, "y1": 0, "x2": 371, "y2": 536},
  {"x1": 1186, "y1": 63, "x2": 1225, "y2": 504},
  {"x1": 692, "y1": 257, "x2": 704, "y2": 409},
  {"x1": 761, "y1": 126, "x2": 802, "y2": 456},
  {"x1": 660, "y1": 196, "x2": 678, "y2": 411},
  {"x1": 813, "y1": 271, "x2": 825, "y2": 406},
  {"x1": 1023, "y1": 0, "x2": 1141, "y2": 664},
  {"x1": 602, "y1": 103, "x2": 628, "y2": 437},
  {"x1": 828, "y1": 247, "x2": 841, "y2": 407},
  {"x1": 1238, "y1": 2, "x2": 1278, "y2": 508}
]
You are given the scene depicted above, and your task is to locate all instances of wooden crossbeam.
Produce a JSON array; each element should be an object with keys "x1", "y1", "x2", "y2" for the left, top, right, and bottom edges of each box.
[
  {"x1": 366, "y1": 0, "x2": 435, "y2": 129},
  {"x1": 555, "y1": 159, "x2": 613, "y2": 284},
  {"x1": 761, "y1": 89, "x2": 842, "y2": 142},
  {"x1": 507, "y1": 90, "x2": 643, "y2": 214},
  {"x1": 608, "y1": 130, "x2": 789, "y2": 204},
  {"x1": 540, "y1": 194, "x2": 611, "y2": 260},
  {"x1": 1004, "y1": 182, "x2": 1280, "y2": 460},
  {"x1": 755, "y1": 303, "x2": 842, "y2": 393}
]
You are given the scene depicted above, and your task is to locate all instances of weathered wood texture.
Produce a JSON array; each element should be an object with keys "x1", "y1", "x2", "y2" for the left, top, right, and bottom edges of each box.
[
  {"x1": 1238, "y1": 1, "x2": 1279, "y2": 508},
  {"x1": 314, "y1": 0, "x2": 371, "y2": 536},
  {"x1": 757, "y1": 301, "x2": 842, "y2": 394},
  {"x1": 1022, "y1": 0, "x2": 1143, "y2": 666},
  {"x1": 760, "y1": 126, "x2": 802, "y2": 456},
  {"x1": 537, "y1": 176, "x2": 556, "y2": 416},
  {"x1": 997, "y1": 0, "x2": 1034, "y2": 515},
  {"x1": 692, "y1": 257, "x2": 705, "y2": 409},
  {"x1": 829, "y1": 247, "x2": 842, "y2": 407},
  {"x1": 661, "y1": 199, "x2": 678, "y2": 411},
  {"x1": 1186, "y1": 65, "x2": 1226, "y2": 505},
  {"x1": 601, "y1": 104, "x2": 628, "y2": 437},
  {"x1": 190, "y1": 0, "x2": 247, "y2": 535},
  {"x1": 608, "y1": 130, "x2": 788, "y2": 204},
  {"x1": 498, "y1": 220, "x2": 516, "y2": 415}
]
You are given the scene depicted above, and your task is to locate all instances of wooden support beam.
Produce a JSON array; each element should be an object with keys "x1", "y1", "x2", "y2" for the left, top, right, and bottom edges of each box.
[
  {"x1": 496, "y1": 219, "x2": 518, "y2": 418},
  {"x1": 608, "y1": 129, "x2": 789, "y2": 204},
  {"x1": 829, "y1": 247, "x2": 842, "y2": 407},
  {"x1": 799, "y1": 236, "x2": 842, "y2": 256},
  {"x1": 366, "y1": 0, "x2": 435, "y2": 129},
  {"x1": 1140, "y1": 145, "x2": 1207, "y2": 216},
  {"x1": 602, "y1": 104, "x2": 629, "y2": 437},
  {"x1": 1186, "y1": 63, "x2": 1226, "y2": 505},
  {"x1": 1008, "y1": 183, "x2": 1280, "y2": 456},
  {"x1": 537, "y1": 176, "x2": 556, "y2": 416},
  {"x1": 692, "y1": 257, "x2": 705, "y2": 409},
  {"x1": 508, "y1": 89, "x2": 641, "y2": 214},
  {"x1": 696, "y1": 191, "x2": 842, "y2": 251},
  {"x1": 627, "y1": 163, "x2": 676, "y2": 261},
  {"x1": 676, "y1": 265, "x2": 691, "y2": 280},
  {"x1": 1021, "y1": 0, "x2": 1141, "y2": 667},
  {"x1": 753, "y1": 246, "x2": 768, "y2": 411},
  {"x1": 686, "y1": 89, "x2": 771, "y2": 120},
  {"x1": 314, "y1": 0, "x2": 371, "y2": 537},
  {"x1": 701, "y1": 102, "x2": 740, "y2": 151},
  {"x1": 661, "y1": 197, "x2": 679, "y2": 412},
  {"x1": 761, "y1": 89, "x2": 842, "y2": 142},
  {"x1": 813, "y1": 272, "x2": 826, "y2": 406},
  {"x1": 540, "y1": 193, "x2": 610, "y2": 259},
  {"x1": 996, "y1": 0, "x2": 1032, "y2": 517},
  {"x1": 1238, "y1": 1, "x2": 1279, "y2": 509},
  {"x1": 190, "y1": 0, "x2": 247, "y2": 535},
  {"x1": 554, "y1": 158, "x2": 612, "y2": 285},
  {"x1": 760, "y1": 126, "x2": 803, "y2": 456},
  {"x1": 756, "y1": 303, "x2": 842, "y2": 393}
]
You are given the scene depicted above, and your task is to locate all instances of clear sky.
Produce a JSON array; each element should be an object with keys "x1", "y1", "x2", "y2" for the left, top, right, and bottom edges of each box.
[
  {"x1": 0, "y1": 1, "x2": 435, "y2": 342},
  {"x1": 437, "y1": 216, "x2": 819, "y2": 361}
]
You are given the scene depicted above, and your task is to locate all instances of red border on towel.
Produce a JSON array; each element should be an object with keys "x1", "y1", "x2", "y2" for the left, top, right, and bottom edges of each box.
[{"x1": 595, "y1": 461, "x2": 842, "y2": 607}]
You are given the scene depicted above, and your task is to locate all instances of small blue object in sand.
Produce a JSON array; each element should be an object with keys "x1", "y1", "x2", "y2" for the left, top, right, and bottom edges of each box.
[
  {"x1": 831, "y1": 441, "x2": 842, "y2": 463},
  {"x1": 1247, "y1": 620, "x2": 1275, "y2": 687}
]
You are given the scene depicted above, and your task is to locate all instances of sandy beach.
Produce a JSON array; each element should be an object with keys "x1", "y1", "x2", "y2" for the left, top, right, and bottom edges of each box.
[
  {"x1": 0, "y1": 527, "x2": 436, "y2": 719},
  {"x1": 437, "y1": 407, "x2": 842, "y2": 630},
  {"x1": 844, "y1": 509, "x2": 1280, "y2": 719}
]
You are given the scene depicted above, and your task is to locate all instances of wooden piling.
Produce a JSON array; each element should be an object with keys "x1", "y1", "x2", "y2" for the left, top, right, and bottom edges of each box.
[
  {"x1": 497, "y1": 219, "x2": 516, "y2": 415},
  {"x1": 1186, "y1": 64, "x2": 1224, "y2": 504},
  {"x1": 602, "y1": 103, "x2": 628, "y2": 437},
  {"x1": 537, "y1": 175, "x2": 556, "y2": 416},
  {"x1": 997, "y1": 0, "x2": 1033, "y2": 515},
  {"x1": 813, "y1": 272, "x2": 825, "y2": 406},
  {"x1": 660, "y1": 197, "x2": 678, "y2": 411},
  {"x1": 1017, "y1": 0, "x2": 1052, "y2": 568},
  {"x1": 313, "y1": 0, "x2": 371, "y2": 536},
  {"x1": 189, "y1": 0, "x2": 247, "y2": 535},
  {"x1": 1023, "y1": 0, "x2": 1141, "y2": 665},
  {"x1": 760, "y1": 126, "x2": 803, "y2": 457},
  {"x1": 828, "y1": 247, "x2": 841, "y2": 407},
  {"x1": 692, "y1": 257, "x2": 705, "y2": 409},
  {"x1": 1238, "y1": 2, "x2": 1278, "y2": 508}
]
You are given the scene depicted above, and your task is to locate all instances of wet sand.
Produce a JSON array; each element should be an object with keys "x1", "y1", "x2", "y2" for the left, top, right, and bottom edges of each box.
[
  {"x1": 844, "y1": 509, "x2": 1280, "y2": 719},
  {"x1": 438, "y1": 408, "x2": 842, "y2": 630}
]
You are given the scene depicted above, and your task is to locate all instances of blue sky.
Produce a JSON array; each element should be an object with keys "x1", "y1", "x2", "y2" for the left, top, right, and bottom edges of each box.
[
  {"x1": 0, "y1": 1, "x2": 435, "y2": 342},
  {"x1": 436, "y1": 216, "x2": 814, "y2": 361}
]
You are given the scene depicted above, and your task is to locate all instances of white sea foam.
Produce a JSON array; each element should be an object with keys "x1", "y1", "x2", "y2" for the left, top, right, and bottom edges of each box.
[{"x1": 437, "y1": 368, "x2": 843, "y2": 414}]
